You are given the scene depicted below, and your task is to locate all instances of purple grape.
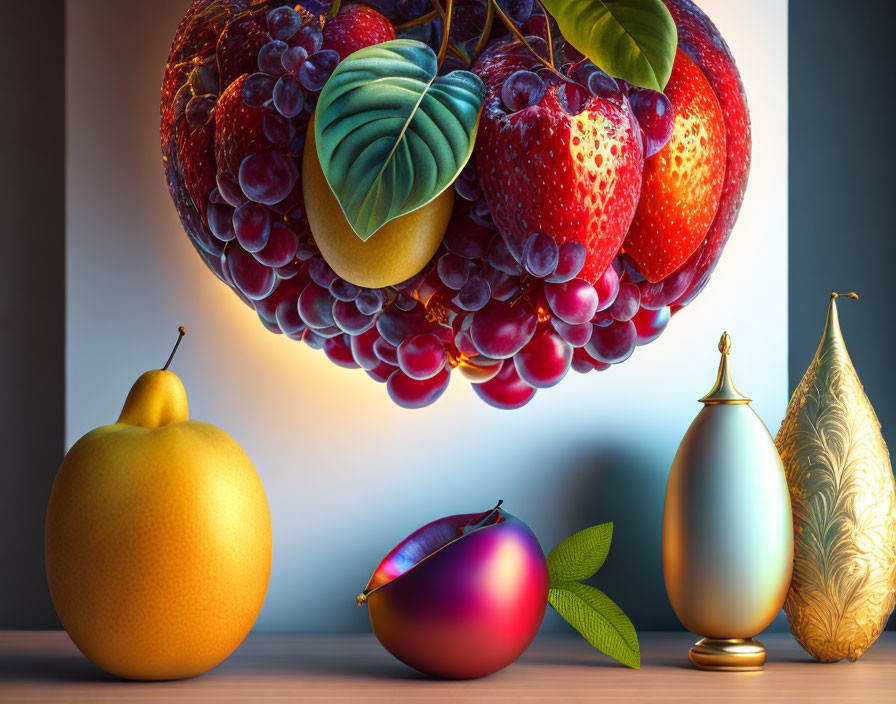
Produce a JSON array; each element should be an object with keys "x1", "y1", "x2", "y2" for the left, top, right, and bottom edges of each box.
[
  {"x1": 254, "y1": 222, "x2": 298, "y2": 267},
  {"x1": 585, "y1": 320, "x2": 636, "y2": 364},
  {"x1": 295, "y1": 242, "x2": 317, "y2": 261},
  {"x1": 437, "y1": 252, "x2": 472, "y2": 290},
  {"x1": 329, "y1": 277, "x2": 361, "y2": 302},
  {"x1": 639, "y1": 267, "x2": 693, "y2": 309},
  {"x1": 275, "y1": 295, "x2": 305, "y2": 336},
  {"x1": 608, "y1": 282, "x2": 641, "y2": 322},
  {"x1": 233, "y1": 201, "x2": 270, "y2": 251},
  {"x1": 273, "y1": 74, "x2": 304, "y2": 118},
  {"x1": 298, "y1": 282, "x2": 336, "y2": 329},
  {"x1": 185, "y1": 94, "x2": 215, "y2": 127},
  {"x1": 594, "y1": 265, "x2": 620, "y2": 312},
  {"x1": 558, "y1": 81, "x2": 590, "y2": 115},
  {"x1": 486, "y1": 235, "x2": 523, "y2": 276},
  {"x1": 454, "y1": 274, "x2": 491, "y2": 311},
  {"x1": 238, "y1": 151, "x2": 297, "y2": 205},
  {"x1": 501, "y1": 70, "x2": 546, "y2": 113},
  {"x1": 208, "y1": 187, "x2": 226, "y2": 205},
  {"x1": 633, "y1": 305, "x2": 671, "y2": 345},
  {"x1": 629, "y1": 88, "x2": 675, "y2": 157},
  {"x1": 258, "y1": 40, "x2": 288, "y2": 75},
  {"x1": 522, "y1": 232, "x2": 559, "y2": 278},
  {"x1": 291, "y1": 25, "x2": 323, "y2": 56},
  {"x1": 551, "y1": 318, "x2": 593, "y2": 348},
  {"x1": 444, "y1": 221, "x2": 492, "y2": 260},
  {"x1": 307, "y1": 255, "x2": 337, "y2": 287},
  {"x1": 225, "y1": 243, "x2": 276, "y2": 300},
  {"x1": 355, "y1": 288, "x2": 384, "y2": 315},
  {"x1": 546, "y1": 241, "x2": 586, "y2": 283},
  {"x1": 570, "y1": 62, "x2": 622, "y2": 101},
  {"x1": 303, "y1": 329, "x2": 327, "y2": 349},
  {"x1": 545, "y1": 279, "x2": 599, "y2": 325},
  {"x1": 376, "y1": 306, "x2": 427, "y2": 346},
  {"x1": 281, "y1": 45, "x2": 309, "y2": 77},
  {"x1": 333, "y1": 300, "x2": 377, "y2": 334},
  {"x1": 263, "y1": 102, "x2": 295, "y2": 145},
  {"x1": 454, "y1": 162, "x2": 480, "y2": 201},
  {"x1": 373, "y1": 337, "x2": 399, "y2": 365},
  {"x1": 298, "y1": 50, "x2": 340, "y2": 92},
  {"x1": 216, "y1": 173, "x2": 246, "y2": 208},
  {"x1": 397, "y1": 333, "x2": 447, "y2": 380},
  {"x1": 470, "y1": 198, "x2": 494, "y2": 228},
  {"x1": 207, "y1": 201, "x2": 236, "y2": 241},
  {"x1": 498, "y1": 0, "x2": 534, "y2": 23},
  {"x1": 267, "y1": 6, "x2": 301, "y2": 42},
  {"x1": 470, "y1": 299, "x2": 537, "y2": 359},
  {"x1": 241, "y1": 72, "x2": 276, "y2": 108}
]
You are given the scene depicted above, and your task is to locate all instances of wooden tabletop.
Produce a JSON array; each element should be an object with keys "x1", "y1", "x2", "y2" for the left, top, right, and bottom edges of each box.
[{"x1": 1, "y1": 631, "x2": 893, "y2": 703}]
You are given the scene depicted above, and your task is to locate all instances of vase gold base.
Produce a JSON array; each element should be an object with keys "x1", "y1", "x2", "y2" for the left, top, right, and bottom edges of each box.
[{"x1": 689, "y1": 638, "x2": 766, "y2": 671}]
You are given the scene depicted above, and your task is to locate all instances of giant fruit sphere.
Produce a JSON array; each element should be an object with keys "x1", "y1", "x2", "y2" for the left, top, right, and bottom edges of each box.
[
  {"x1": 45, "y1": 332, "x2": 272, "y2": 680},
  {"x1": 161, "y1": 0, "x2": 751, "y2": 409}
]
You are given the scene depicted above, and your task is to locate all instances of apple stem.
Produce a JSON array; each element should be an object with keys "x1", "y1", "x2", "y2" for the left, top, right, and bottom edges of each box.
[
  {"x1": 162, "y1": 326, "x2": 187, "y2": 371},
  {"x1": 357, "y1": 592, "x2": 369, "y2": 606},
  {"x1": 830, "y1": 291, "x2": 859, "y2": 301}
]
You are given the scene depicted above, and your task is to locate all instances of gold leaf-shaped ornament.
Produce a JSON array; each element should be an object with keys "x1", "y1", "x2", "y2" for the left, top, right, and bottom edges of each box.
[{"x1": 776, "y1": 292, "x2": 896, "y2": 662}]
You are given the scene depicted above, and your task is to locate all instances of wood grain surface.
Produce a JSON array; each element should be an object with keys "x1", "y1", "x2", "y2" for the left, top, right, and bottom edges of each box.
[{"x1": 1, "y1": 631, "x2": 893, "y2": 703}]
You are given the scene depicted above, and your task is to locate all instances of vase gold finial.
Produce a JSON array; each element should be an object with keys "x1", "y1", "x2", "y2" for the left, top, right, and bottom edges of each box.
[{"x1": 700, "y1": 332, "x2": 751, "y2": 405}]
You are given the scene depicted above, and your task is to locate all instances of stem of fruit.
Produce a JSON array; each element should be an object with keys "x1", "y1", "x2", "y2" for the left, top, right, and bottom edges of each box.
[
  {"x1": 437, "y1": 0, "x2": 454, "y2": 67},
  {"x1": 540, "y1": 2, "x2": 554, "y2": 68},
  {"x1": 357, "y1": 591, "x2": 369, "y2": 606},
  {"x1": 395, "y1": 10, "x2": 439, "y2": 31},
  {"x1": 328, "y1": 0, "x2": 342, "y2": 19},
  {"x1": 831, "y1": 291, "x2": 859, "y2": 301},
  {"x1": 429, "y1": 0, "x2": 447, "y2": 21},
  {"x1": 471, "y1": 0, "x2": 495, "y2": 62},
  {"x1": 491, "y1": 0, "x2": 563, "y2": 80},
  {"x1": 162, "y1": 326, "x2": 186, "y2": 371}
]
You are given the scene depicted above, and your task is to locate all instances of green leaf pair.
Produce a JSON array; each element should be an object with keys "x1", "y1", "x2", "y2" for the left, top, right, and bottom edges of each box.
[
  {"x1": 546, "y1": 523, "x2": 641, "y2": 669},
  {"x1": 540, "y1": 0, "x2": 678, "y2": 92}
]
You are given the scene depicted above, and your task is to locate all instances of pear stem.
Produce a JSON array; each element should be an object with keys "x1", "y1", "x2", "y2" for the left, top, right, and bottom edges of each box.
[
  {"x1": 831, "y1": 291, "x2": 859, "y2": 301},
  {"x1": 162, "y1": 326, "x2": 186, "y2": 371}
]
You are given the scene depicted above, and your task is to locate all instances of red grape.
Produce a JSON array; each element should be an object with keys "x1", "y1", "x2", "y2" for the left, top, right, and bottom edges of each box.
[
  {"x1": 514, "y1": 328, "x2": 572, "y2": 388},
  {"x1": 387, "y1": 368, "x2": 451, "y2": 409},
  {"x1": 473, "y1": 359, "x2": 537, "y2": 409},
  {"x1": 470, "y1": 299, "x2": 537, "y2": 359},
  {"x1": 397, "y1": 333, "x2": 447, "y2": 380}
]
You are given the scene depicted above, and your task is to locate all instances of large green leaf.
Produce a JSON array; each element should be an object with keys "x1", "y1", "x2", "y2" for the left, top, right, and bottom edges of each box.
[
  {"x1": 546, "y1": 522, "x2": 613, "y2": 586},
  {"x1": 549, "y1": 582, "x2": 641, "y2": 669},
  {"x1": 314, "y1": 39, "x2": 485, "y2": 240},
  {"x1": 540, "y1": 0, "x2": 677, "y2": 92}
]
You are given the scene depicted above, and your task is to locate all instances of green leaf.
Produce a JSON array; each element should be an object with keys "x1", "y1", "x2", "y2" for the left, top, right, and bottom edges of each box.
[
  {"x1": 546, "y1": 522, "x2": 613, "y2": 586},
  {"x1": 540, "y1": 0, "x2": 677, "y2": 92},
  {"x1": 314, "y1": 39, "x2": 485, "y2": 240},
  {"x1": 549, "y1": 582, "x2": 641, "y2": 669}
]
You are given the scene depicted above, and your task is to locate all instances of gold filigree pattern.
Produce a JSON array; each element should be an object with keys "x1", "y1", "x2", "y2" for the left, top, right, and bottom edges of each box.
[{"x1": 776, "y1": 295, "x2": 896, "y2": 662}]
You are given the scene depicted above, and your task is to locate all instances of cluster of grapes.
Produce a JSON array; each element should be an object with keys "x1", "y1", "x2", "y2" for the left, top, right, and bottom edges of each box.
[{"x1": 189, "y1": 5, "x2": 348, "y2": 308}]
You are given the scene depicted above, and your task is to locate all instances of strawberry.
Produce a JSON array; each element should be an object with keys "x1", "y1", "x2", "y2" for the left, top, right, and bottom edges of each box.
[
  {"x1": 321, "y1": 3, "x2": 395, "y2": 61},
  {"x1": 214, "y1": 73, "x2": 268, "y2": 179},
  {"x1": 216, "y1": 13, "x2": 269, "y2": 89},
  {"x1": 662, "y1": 0, "x2": 751, "y2": 303},
  {"x1": 176, "y1": 115, "x2": 217, "y2": 225},
  {"x1": 624, "y1": 49, "x2": 726, "y2": 283},
  {"x1": 473, "y1": 43, "x2": 643, "y2": 283}
]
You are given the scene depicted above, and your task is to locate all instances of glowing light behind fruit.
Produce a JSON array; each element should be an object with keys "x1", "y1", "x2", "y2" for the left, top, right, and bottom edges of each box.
[{"x1": 67, "y1": 0, "x2": 787, "y2": 631}]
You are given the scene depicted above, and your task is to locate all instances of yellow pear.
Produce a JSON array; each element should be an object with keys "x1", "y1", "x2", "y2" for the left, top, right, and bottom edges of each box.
[
  {"x1": 302, "y1": 116, "x2": 454, "y2": 288},
  {"x1": 45, "y1": 328, "x2": 272, "y2": 680}
]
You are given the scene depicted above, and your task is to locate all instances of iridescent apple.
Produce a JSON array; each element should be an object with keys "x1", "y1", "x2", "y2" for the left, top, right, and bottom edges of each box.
[{"x1": 358, "y1": 501, "x2": 548, "y2": 679}]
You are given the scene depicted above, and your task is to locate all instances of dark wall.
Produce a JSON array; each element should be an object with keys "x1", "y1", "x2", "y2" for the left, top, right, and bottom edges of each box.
[
  {"x1": 790, "y1": 1, "x2": 896, "y2": 629},
  {"x1": 0, "y1": 1, "x2": 66, "y2": 627},
  {"x1": 789, "y1": 3, "x2": 896, "y2": 465}
]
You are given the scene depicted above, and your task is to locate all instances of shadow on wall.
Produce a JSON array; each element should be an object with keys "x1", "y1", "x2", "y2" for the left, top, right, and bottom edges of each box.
[{"x1": 546, "y1": 442, "x2": 675, "y2": 632}]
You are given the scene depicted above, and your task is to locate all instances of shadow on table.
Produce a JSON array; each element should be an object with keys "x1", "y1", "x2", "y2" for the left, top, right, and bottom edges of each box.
[{"x1": 0, "y1": 652, "x2": 113, "y2": 683}]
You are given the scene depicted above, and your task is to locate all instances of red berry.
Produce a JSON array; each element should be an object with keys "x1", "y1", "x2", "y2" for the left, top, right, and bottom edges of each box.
[{"x1": 321, "y1": 4, "x2": 395, "y2": 61}]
